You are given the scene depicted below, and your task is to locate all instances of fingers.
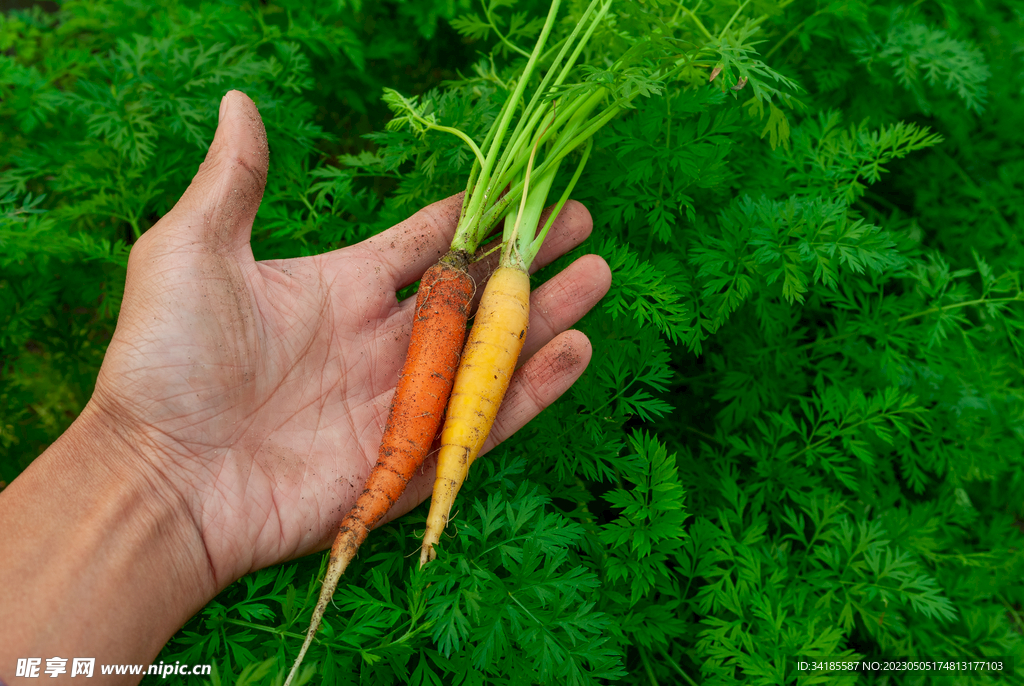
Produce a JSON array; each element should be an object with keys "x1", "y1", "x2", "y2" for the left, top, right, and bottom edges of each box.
[
  {"x1": 148, "y1": 90, "x2": 269, "y2": 253},
  {"x1": 372, "y1": 199, "x2": 593, "y2": 356},
  {"x1": 518, "y1": 254, "x2": 611, "y2": 364},
  {"x1": 384, "y1": 199, "x2": 593, "y2": 318},
  {"x1": 481, "y1": 330, "x2": 592, "y2": 455},
  {"x1": 372, "y1": 252, "x2": 610, "y2": 403},
  {"x1": 381, "y1": 329, "x2": 594, "y2": 525},
  {"x1": 356, "y1": 196, "x2": 594, "y2": 295},
  {"x1": 356, "y1": 194, "x2": 465, "y2": 291}
]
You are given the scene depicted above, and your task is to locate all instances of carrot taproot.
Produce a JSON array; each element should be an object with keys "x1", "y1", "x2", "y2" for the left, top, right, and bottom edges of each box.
[
  {"x1": 419, "y1": 265, "x2": 530, "y2": 565},
  {"x1": 284, "y1": 250, "x2": 473, "y2": 686}
]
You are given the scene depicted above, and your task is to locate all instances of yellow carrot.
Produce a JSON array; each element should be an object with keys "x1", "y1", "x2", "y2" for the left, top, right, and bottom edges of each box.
[{"x1": 420, "y1": 266, "x2": 530, "y2": 565}]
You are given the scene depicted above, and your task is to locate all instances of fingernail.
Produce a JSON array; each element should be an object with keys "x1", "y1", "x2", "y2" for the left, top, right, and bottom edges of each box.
[{"x1": 219, "y1": 94, "x2": 229, "y2": 123}]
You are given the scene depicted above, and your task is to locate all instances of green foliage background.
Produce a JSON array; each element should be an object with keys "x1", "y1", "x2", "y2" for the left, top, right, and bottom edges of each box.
[{"x1": 2, "y1": 0, "x2": 1023, "y2": 684}]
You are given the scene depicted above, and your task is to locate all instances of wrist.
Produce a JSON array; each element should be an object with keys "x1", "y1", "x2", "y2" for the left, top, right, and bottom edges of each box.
[{"x1": 0, "y1": 401, "x2": 216, "y2": 680}]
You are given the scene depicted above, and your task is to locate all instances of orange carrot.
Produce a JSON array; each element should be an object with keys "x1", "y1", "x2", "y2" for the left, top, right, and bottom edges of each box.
[{"x1": 284, "y1": 249, "x2": 473, "y2": 686}]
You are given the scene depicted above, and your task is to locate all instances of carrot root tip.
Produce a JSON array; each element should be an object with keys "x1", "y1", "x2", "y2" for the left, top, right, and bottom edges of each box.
[{"x1": 419, "y1": 542, "x2": 438, "y2": 568}]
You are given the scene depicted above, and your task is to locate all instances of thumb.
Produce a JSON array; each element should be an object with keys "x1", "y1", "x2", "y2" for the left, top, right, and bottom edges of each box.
[{"x1": 153, "y1": 90, "x2": 269, "y2": 253}]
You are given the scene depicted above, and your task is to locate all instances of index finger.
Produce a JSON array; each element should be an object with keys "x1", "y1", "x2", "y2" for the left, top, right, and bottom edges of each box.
[{"x1": 354, "y1": 193, "x2": 465, "y2": 291}]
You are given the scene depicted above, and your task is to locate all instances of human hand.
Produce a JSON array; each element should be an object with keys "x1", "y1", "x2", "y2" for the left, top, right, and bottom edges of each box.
[{"x1": 91, "y1": 91, "x2": 610, "y2": 590}]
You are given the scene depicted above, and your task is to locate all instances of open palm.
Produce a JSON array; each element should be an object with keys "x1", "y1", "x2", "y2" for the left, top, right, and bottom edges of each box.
[{"x1": 91, "y1": 91, "x2": 610, "y2": 592}]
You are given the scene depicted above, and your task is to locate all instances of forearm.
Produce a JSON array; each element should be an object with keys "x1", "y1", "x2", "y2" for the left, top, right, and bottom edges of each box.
[{"x1": 0, "y1": 403, "x2": 216, "y2": 685}]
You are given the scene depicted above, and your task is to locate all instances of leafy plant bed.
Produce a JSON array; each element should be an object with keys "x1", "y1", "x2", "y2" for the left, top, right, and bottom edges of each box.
[{"x1": 2, "y1": 0, "x2": 1022, "y2": 684}]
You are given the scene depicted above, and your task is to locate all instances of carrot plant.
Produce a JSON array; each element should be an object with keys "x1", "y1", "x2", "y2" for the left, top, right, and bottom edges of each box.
[
  {"x1": 287, "y1": 0, "x2": 694, "y2": 677},
  {"x1": 417, "y1": 132, "x2": 592, "y2": 566},
  {"x1": 5, "y1": 0, "x2": 1024, "y2": 684}
]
